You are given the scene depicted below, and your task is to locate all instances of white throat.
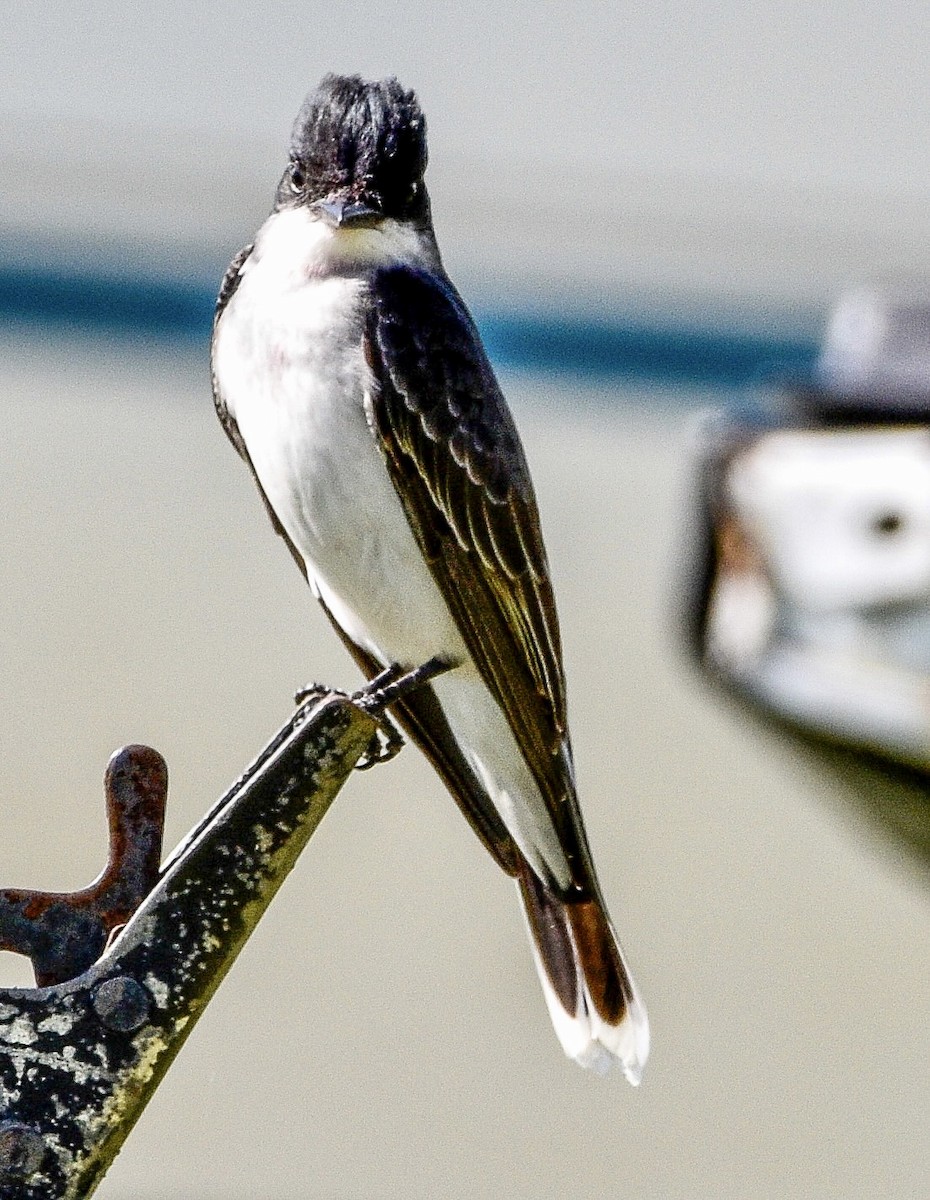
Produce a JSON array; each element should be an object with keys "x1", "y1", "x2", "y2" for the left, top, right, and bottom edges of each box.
[{"x1": 248, "y1": 205, "x2": 436, "y2": 283}]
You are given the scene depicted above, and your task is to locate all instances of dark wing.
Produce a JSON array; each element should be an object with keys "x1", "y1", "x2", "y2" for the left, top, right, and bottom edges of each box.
[
  {"x1": 211, "y1": 244, "x2": 308, "y2": 579},
  {"x1": 365, "y1": 265, "x2": 593, "y2": 887}
]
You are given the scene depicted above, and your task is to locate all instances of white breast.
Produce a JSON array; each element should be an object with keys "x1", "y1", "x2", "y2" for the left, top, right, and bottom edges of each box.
[{"x1": 212, "y1": 208, "x2": 465, "y2": 668}]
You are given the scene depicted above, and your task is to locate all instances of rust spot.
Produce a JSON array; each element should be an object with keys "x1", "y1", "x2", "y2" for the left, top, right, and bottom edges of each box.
[{"x1": 21, "y1": 897, "x2": 52, "y2": 921}]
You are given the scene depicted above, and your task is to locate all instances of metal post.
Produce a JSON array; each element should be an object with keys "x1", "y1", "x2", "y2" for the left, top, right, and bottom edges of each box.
[{"x1": 0, "y1": 690, "x2": 378, "y2": 1198}]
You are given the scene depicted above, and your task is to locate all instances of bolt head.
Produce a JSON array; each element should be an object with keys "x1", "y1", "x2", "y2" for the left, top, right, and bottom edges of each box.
[
  {"x1": 92, "y1": 975, "x2": 152, "y2": 1032},
  {"x1": 0, "y1": 1122, "x2": 45, "y2": 1179}
]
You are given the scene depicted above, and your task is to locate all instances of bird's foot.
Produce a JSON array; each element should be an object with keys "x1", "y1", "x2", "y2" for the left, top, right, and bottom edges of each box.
[
  {"x1": 292, "y1": 673, "x2": 405, "y2": 769},
  {"x1": 293, "y1": 682, "x2": 332, "y2": 708},
  {"x1": 354, "y1": 711, "x2": 405, "y2": 769},
  {"x1": 356, "y1": 663, "x2": 406, "y2": 698},
  {"x1": 354, "y1": 656, "x2": 451, "y2": 716},
  {"x1": 351, "y1": 657, "x2": 451, "y2": 769},
  {"x1": 293, "y1": 658, "x2": 451, "y2": 772}
]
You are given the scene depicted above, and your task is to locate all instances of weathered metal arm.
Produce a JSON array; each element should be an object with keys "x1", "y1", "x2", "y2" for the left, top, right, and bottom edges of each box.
[{"x1": 0, "y1": 688, "x2": 378, "y2": 1198}]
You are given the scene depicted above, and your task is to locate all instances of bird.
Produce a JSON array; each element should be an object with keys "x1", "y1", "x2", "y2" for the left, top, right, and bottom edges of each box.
[{"x1": 210, "y1": 73, "x2": 649, "y2": 1081}]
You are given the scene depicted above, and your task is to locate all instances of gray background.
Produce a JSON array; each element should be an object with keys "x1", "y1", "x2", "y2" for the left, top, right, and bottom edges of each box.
[
  {"x1": 1, "y1": 4, "x2": 929, "y2": 1197},
  {"x1": 4, "y1": 1, "x2": 930, "y2": 320}
]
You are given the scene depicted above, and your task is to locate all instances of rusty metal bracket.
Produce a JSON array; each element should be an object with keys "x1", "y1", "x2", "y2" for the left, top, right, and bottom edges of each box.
[
  {"x1": 0, "y1": 687, "x2": 379, "y2": 1198},
  {"x1": 0, "y1": 747, "x2": 168, "y2": 988}
]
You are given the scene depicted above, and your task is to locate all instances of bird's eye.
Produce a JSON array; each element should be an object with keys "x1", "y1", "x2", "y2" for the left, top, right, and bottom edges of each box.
[{"x1": 288, "y1": 162, "x2": 306, "y2": 194}]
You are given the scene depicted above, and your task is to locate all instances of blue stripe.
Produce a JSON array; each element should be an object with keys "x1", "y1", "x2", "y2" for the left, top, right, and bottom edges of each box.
[
  {"x1": 479, "y1": 312, "x2": 818, "y2": 388},
  {"x1": 0, "y1": 260, "x2": 819, "y2": 387},
  {"x1": 0, "y1": 262, "x2": 214, "y2": 343}
]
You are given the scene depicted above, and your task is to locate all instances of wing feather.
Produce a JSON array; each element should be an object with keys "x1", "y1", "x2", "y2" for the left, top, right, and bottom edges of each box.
[{"x1": 365, "y1": 266, "x2": 590, "y2": 879}]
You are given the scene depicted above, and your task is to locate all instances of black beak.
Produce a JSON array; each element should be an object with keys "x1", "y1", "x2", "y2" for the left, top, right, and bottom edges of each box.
[{"x1": 314, "y1": 197, "x2": 383, "y2": 229}]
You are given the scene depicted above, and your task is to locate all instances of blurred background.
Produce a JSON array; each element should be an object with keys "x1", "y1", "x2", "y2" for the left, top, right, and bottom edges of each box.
[{"x1": 1, "y1": 3, "x2": 929, "y2": 1197}]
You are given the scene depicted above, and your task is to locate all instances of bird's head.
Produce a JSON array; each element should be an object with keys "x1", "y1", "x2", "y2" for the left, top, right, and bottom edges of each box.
[{"x1": 277, "y1": 74, "x2": 431, "y2": 232}]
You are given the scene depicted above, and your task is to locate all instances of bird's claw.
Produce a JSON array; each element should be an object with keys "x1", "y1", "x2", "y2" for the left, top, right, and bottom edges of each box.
[
  {"x1": 353, "y1": 656, "x2": 450, "y2": 716},
  {"x1": 294, "y1": 682, "x2": 331, "y2": 707},
  {"x1": 295, "y1": 658, "x2": 449, "y2": 771},
  {"x1": 293, "y1": 679, "x2": 404, "y2": 770},
  {"x1": 355, "y1": 714, "x2": 405, "y2": 769},
  {"x1": 350, "y1": 657, "x2": 451, "y2": 769}
]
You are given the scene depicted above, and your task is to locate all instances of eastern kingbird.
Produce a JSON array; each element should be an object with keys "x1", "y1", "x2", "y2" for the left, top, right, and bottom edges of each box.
[{"x1": 211, "y1": 74, "x2": 649, "y2": 1080}]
